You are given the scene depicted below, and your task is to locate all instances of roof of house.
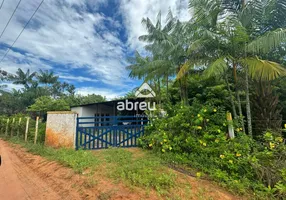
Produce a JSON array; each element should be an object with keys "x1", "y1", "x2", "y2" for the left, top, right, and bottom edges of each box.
[{"x1": 70, "y1": 98, "x2": 146, "y2": 108}]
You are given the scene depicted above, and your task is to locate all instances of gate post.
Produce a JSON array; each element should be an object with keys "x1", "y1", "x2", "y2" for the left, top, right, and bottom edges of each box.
[
  {"x1": 75, "y1": 116, "x2": 79, "y2": 150},
  {"x1": 45, "y1": 111, "x2": 77, "y2": 149},
  {"x1": 113, "y1": 116, "x2": 117, "y2": 147}
]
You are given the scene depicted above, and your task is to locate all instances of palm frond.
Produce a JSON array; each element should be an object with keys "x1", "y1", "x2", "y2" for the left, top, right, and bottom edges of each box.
[
  {"x1": 241, "y1": 57, "x2": 286, "y2": 81},
  {"x1": 189, "y1": 0, "x2": 222, "y2": 28},
  {"x1": 187, "y1": 38, "x2": 206, "y2": 55},
  {"x1": 155, "y1": 11, "x2": 162, "y2": 30},
  {"x1": 140, "y1": 17, "x2": 155, "y2": 37},
  {"x1": 239, "y1": 0, "x2": 263, "y2": 28},
  {"x1": 247, "y1": 28, "x2": 286, "y2": 54},
  {"x1": 203, "y1": 57, "x2": 228, "y2": 78},
  {"x1": 176, "y1": 61, "x2": 194, "y2": 80}
]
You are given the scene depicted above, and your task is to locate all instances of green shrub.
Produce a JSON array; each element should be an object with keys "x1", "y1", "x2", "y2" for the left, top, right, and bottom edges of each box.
[{"x1": 140, "y1": 103, "x2": 286, "y2": 199}]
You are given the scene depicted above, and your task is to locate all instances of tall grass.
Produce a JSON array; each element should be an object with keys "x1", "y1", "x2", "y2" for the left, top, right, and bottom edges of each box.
[{"x1": 8, "y1": 137, "x2": 99, "y2": 173}]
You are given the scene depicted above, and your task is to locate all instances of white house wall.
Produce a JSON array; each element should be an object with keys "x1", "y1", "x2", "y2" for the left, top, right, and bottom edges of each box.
[
  {"x1": 71, "y1": 104, "x2": 115, "y2": 127},
  {"x1": 71, "y1": 106, "x2": 83, "y2": 116}
]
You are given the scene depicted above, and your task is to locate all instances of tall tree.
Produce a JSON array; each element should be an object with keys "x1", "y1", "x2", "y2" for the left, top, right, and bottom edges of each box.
[
  {"x1": 37, "y1": 69, "x2": 58, "y2": 86},
  {"x1": 127, "y1": 11, "x2": 190, "y2": 103},
  {"x1": 185, "y1": 0, "x2": 286, "y2": 136},
  {"x1": 10, "y1": 68, "x2": 36, "y2": 89}
]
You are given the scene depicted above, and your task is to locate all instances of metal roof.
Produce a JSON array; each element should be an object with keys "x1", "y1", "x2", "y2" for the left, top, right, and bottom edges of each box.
[{"x1": 70, "y1": 98, "x2": 146, "y2": 108}]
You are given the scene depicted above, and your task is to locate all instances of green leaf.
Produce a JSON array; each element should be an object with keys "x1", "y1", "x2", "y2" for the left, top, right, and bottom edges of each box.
[
  {"x1": 176, "y1": 61, "x2": 194, "y2": 80},
  {"x1": 203, "y1": 57, "x2": 228, "y2": 78},
  {"x1": 247, "y1": 29, "x2": 286, "y2": 54},
  {"x1": 241, "y1": 57, "x2": 286, "y2": 81}
]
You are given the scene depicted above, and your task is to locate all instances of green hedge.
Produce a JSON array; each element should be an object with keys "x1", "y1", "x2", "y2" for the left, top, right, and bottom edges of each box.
[{"x1": 140, "y1": 103, "x2": 286, "y2": 199}]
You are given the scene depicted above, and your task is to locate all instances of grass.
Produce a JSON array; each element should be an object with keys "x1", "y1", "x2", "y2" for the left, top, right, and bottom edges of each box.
[
  {"x1": 4, "y1": 135, "x2": 244, "y2": 200},
  {"x1": 97, "y1": 190, "x2": 115, "y2": 200},
  {"x1": 1, "y1": 135, "x2": 242, "y2": 199},
  {"x1": 7, "y1": 137, "x2": 100, "y2": 173},
  {"x1": 101, "y1": 148, "x2": 176, "y2": 193},
  {"x1": 4, "y1": 136, "x2": 176, "y2": 194}
]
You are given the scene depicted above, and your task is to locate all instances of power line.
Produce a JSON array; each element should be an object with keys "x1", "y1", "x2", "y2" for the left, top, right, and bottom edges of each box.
[
  {"x1": 0, "y1": 0, "x2": 44, "y2": 64},
  {"x1": 0, "y1": 0, "x2": 22, "y2": 38},
  {"x1": 0, "y1": 0, "x2": 4, "y2": 10}
]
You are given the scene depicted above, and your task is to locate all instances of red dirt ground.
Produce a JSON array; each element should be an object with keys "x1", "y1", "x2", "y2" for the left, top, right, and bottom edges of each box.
[
  {"x1": 0, "y1": 139, "x2": 242, "y2": 200},
  {"x1": 0, "y1": 139, "x2": 66, "y2": 200}
]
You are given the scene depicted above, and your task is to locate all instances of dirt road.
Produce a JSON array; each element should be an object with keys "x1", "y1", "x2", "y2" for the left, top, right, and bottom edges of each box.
[
  {"x1": 0, "y1": 139, "x2": 145, "y2": 200},
  {"x1": 0, "y1": 139, "x2": 241, "y2": 200},
  {"x1": 0, "y1": 139, "x2": 63, "y2": 200}
]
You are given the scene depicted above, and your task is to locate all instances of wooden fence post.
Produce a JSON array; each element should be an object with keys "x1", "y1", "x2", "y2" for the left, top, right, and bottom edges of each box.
[
  {"x1": 0, "y1": 118, "x2": 2, "y2": 134},
  {"x1": 34, "y1": 116, "x2": 39, "y2": 144},
  {"x1": 10, "y1": 118, "x2": 15, "y2": 137},
  {"x1": 1, "y1": 118, "x2": 5, "y2": 134},
  {"x1": 17, "y1": 118, "x2": 22, "y2": 136},
  {"x1": 5, "y1": 118, "x2": 9, "y2": 136},
  {"x1": 227, "y1": 112, "x2": 235, "y2": 139},
  {"x1": 25, "y1": 117, "x2": 30, "y2": 142}
]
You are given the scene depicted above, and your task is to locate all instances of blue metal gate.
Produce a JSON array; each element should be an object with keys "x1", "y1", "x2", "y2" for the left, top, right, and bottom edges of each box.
[{"x1": 76, "y1": 116, "x2": 148, "y2": 150}]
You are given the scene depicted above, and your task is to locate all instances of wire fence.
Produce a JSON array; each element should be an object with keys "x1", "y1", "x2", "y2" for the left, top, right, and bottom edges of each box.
[{"x1": 0, "y1": 115, "x2": 46, "y2": 143}]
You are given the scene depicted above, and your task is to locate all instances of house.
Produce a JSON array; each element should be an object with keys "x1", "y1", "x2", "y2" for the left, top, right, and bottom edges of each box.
[
  {"x1": 71, "y1": 98, "x2": 151, "y2": 127},
  {"x1": 71, "y1": 98, "x2": 148, "y2": 118}
]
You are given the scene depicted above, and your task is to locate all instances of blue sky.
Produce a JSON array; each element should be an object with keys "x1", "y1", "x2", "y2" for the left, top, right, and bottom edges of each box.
[{"x1": 0, "y1": 0, "x2": 190, "y2": 99}]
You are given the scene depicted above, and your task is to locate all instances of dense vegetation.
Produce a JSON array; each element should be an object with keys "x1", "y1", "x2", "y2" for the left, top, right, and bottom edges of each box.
[
  {"x1": 0, "y1": 68, "x2": 106, "y2": 115},
  {"x1": 1, "y1": 0, "x2": 286, "y2": 199},
  {"x1": 140, "y1": 104, "x2": 286, "y2": 199},
  {"x1": 127, "y1": 0, "x2": 286, "y2": 138},
  {"x1": 126, "y1": 0, "x2": 286, "y2": 199}
]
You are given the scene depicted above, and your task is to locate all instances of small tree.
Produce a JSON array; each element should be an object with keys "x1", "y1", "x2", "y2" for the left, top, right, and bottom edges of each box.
[{"x1": 27, "y1": 96, "x2": 70, "y2": 113}]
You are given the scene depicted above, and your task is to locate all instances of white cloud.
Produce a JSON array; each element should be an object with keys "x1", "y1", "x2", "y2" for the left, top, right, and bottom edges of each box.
[
  {"x1": 76, "y1": 86, "x2": 126, "y2": 100},
  {"x1": 0, "y1": 48, "x2": 52, "y2": 74},
  {"x1": 0, "y1": 0, "x2": 190, "y2": 94},
  {"x1": 0, "y1": 0, "x2": 127, "y2": 85},
  {"x1": 119, "y1": 0, "x2": 190, "y2": 51},
  {"x1": 58, "y1": 74, "x2": 98, "y2": 83},
  {"x1": 1, "y1": 82, "x2": 24, "y2": 92}
]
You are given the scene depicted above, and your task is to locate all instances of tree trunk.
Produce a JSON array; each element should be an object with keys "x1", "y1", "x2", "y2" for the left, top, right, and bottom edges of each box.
[
  {"x1": 177, "y1": 66, "x2": 186, "y2": 104},
  {"x1": 225, "y1": 76, "x2": 237, "y2": 118},
  {"x1": 236, "y1": 92, "x2": 245, "y2": 132},
  {"x1": 232, "y1": 61, "x2": 239, "y2": 118},
  {"x1": 233, "y1": 61, "x2": 245, "y2": 132},
  {"x1": 242, "y1": 0, "x2": 246, "y2": 8},
  {"x1": 179, "y1": 79, "x2": 183, "y2": 103},
  {"x1": 251, "y1": 81, "x2": 282, "y2": 137},
  {"x1": 166, "y1": 74, "x2": 169, "y2": 100},
  {"x1": 158, "y1": 78, "x2": 161, "y2": 108},
  {"x1": 236, "y1": 92, "x2": 243, "y2": 117},
  {"x1": 245, "y1": 69, "x2": 253, "y2": 137},
  {"x1": 184, "y1": 75, "x2": 188, "y2": 105}
]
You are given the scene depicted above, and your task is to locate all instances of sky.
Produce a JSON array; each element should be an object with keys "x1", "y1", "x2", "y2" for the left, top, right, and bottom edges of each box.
[{"x1": 0, "y1": 0, "x2": 190, "y2": 99}]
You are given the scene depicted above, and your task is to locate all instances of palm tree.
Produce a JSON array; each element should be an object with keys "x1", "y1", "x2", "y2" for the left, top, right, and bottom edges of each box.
[
  {"x1": 10, "y1": 68, "x2": 37, "y2": 89},
  {"x1": 126, "y1": 51, "x2": 173, "y2": 105},
  {"x1": 183, "y1": 0, "x2": 286, "y2": 136},
  {"x1": 0, "y1": 69, "x2": 9, "y2": 92},
  {"x1": 126, "y1": 12, "x2": 171, "y2": 104},
  {"x1": 66, "y1": 84, "x2": 75, "y2": 96},
  {"x1": 37, "y1": 69, "x2": 58, "y2": 86},
  {"x1": 126, "y1": 0, "x2": 286, "y2": 137},
  {"x1": 128, "y1": 11, "x2": 191, "y2": 104},
  {"x1": 0, "y1": 69, "x2": 8, "y2": 80}
]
